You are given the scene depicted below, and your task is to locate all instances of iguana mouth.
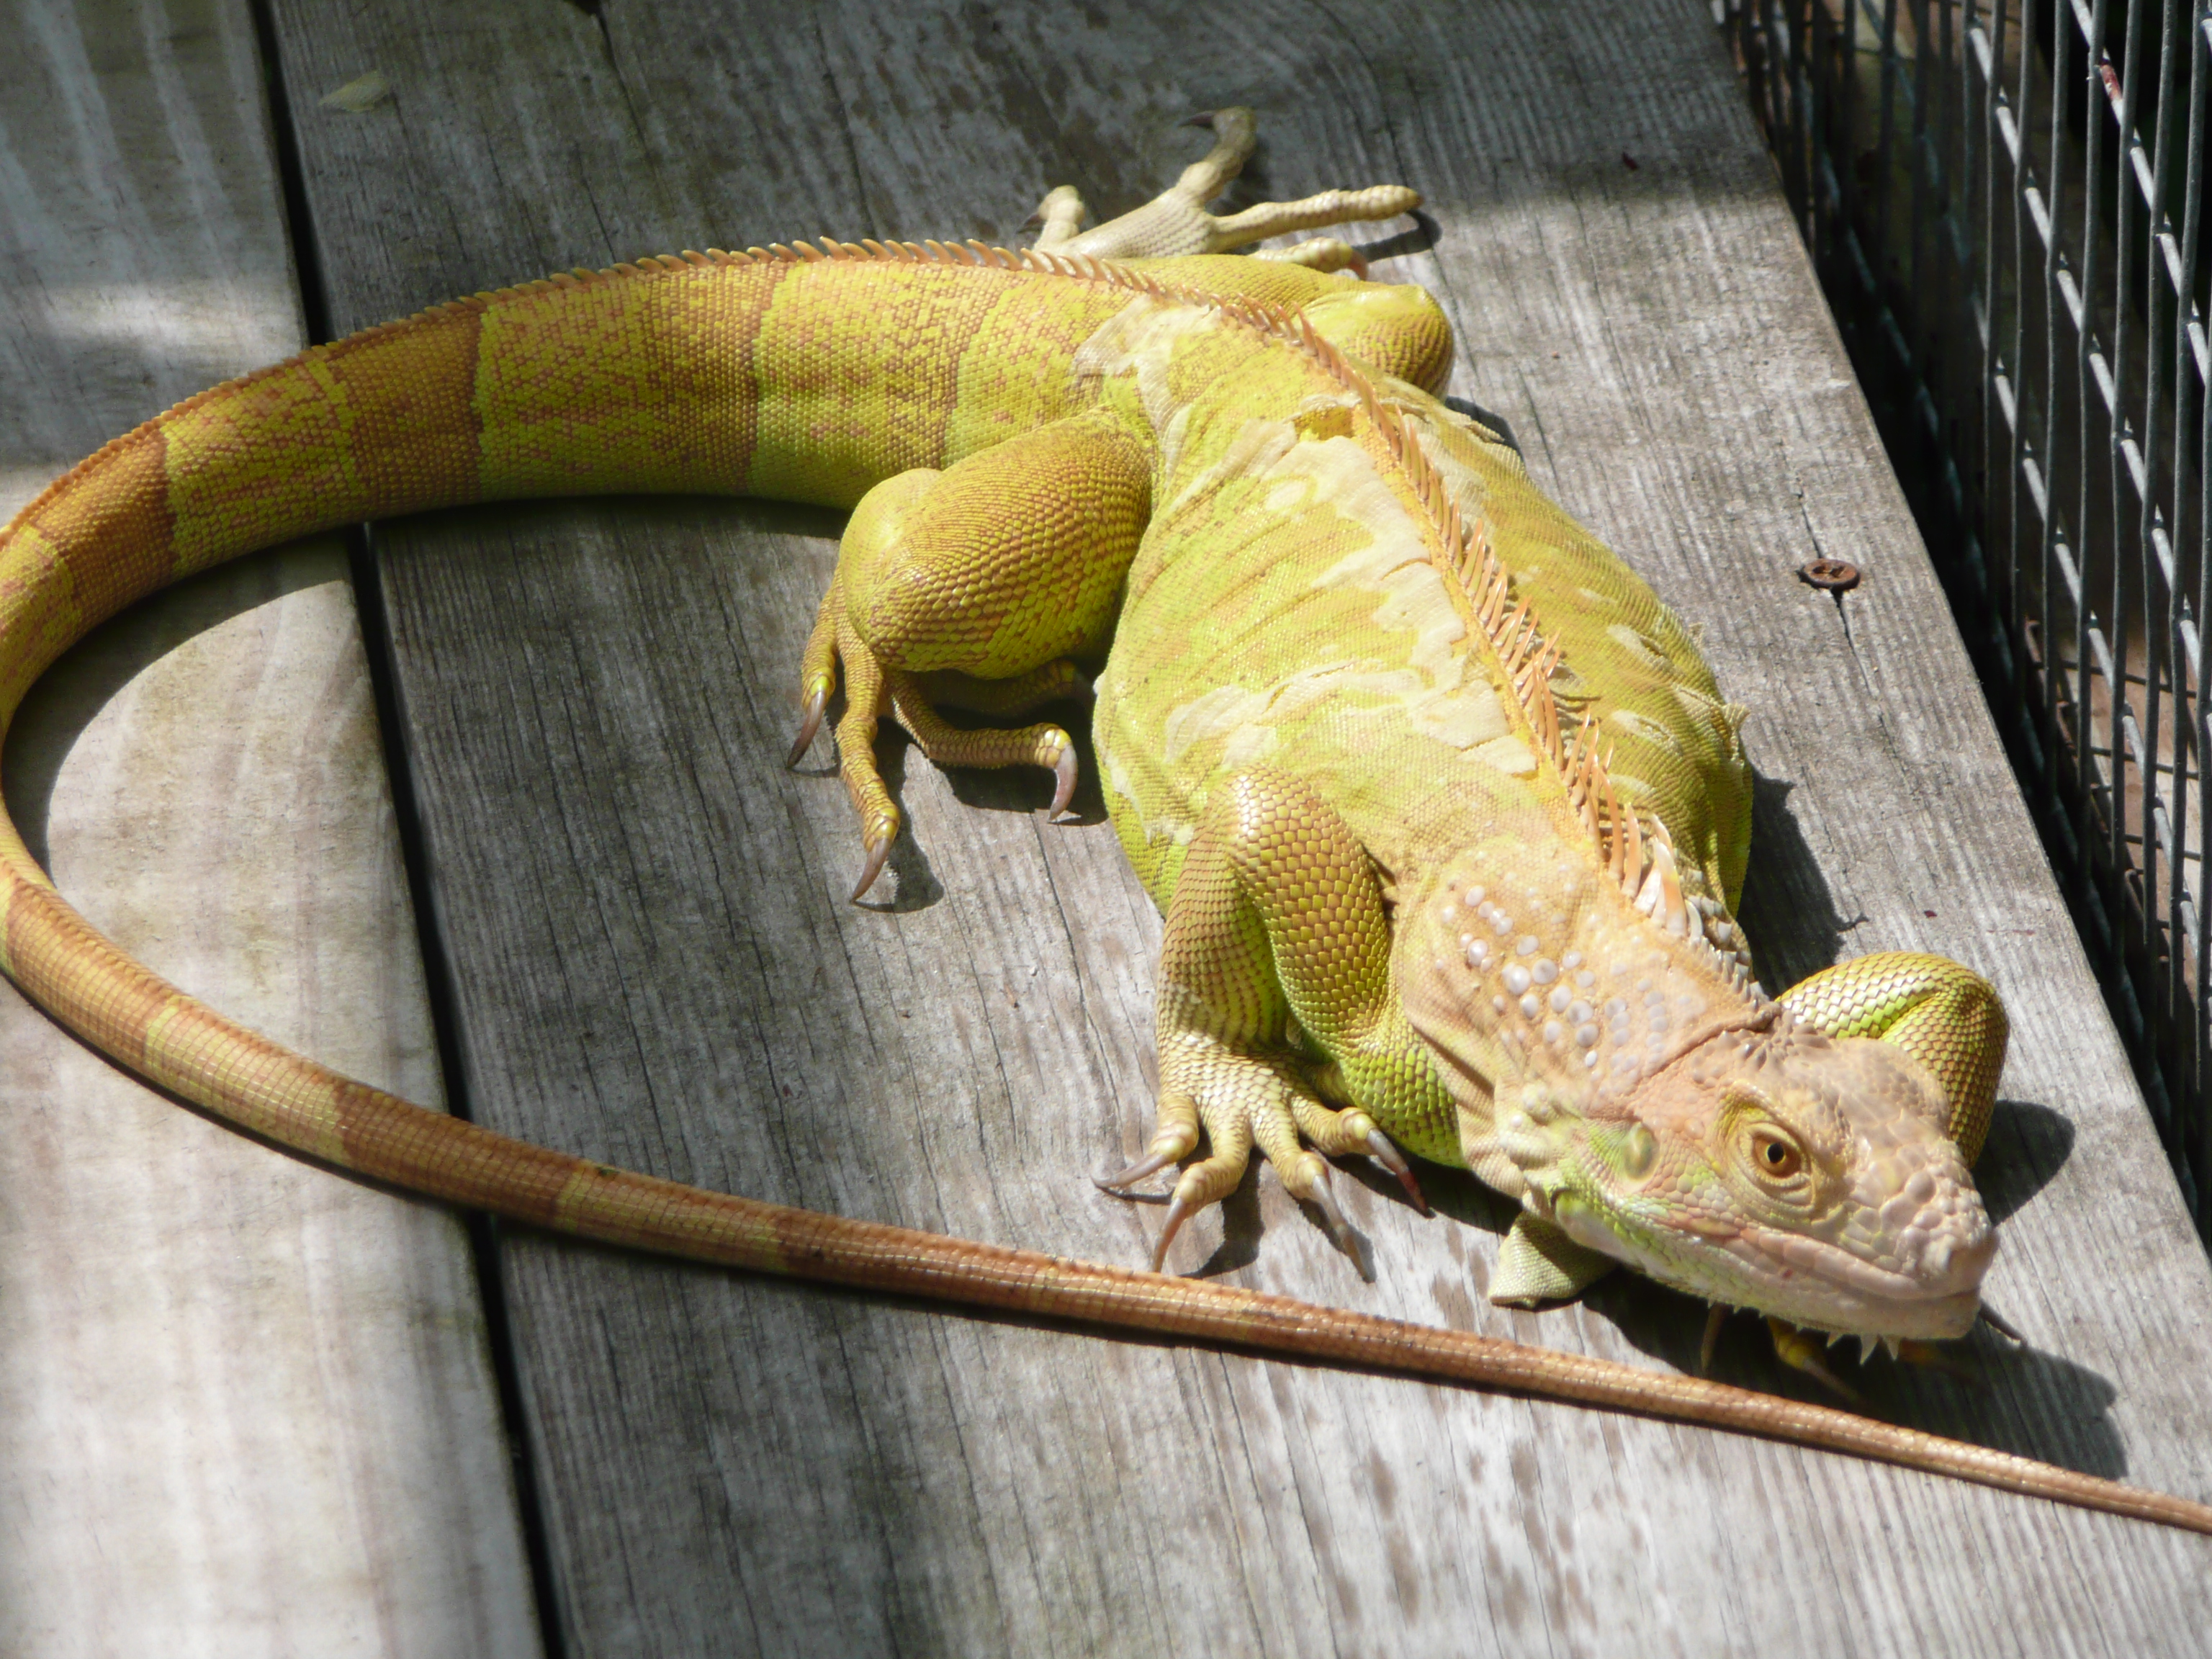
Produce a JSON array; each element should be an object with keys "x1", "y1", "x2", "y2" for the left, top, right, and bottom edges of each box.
[
  {"x1": 1737, "y1": 1218, "x2": 1994, "y2": 1298},
  {"x1": 1552, "y1": 1190, "x2": 1995, "y2": 1340},
  {"x1": 1722, "y1": 1220, "x2": 1996, "y2": 1337}
]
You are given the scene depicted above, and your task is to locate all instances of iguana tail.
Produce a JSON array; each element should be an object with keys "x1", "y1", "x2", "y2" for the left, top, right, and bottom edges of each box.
[{"x1": 3, "y1": 252, "x2": 2210, "y2": 1538}]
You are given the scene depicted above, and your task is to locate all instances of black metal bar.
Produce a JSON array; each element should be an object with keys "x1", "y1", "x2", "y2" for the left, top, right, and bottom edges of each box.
[
  {"x1": 2190, "y1": 12, "x2": 2212, "y2": 1197},
  {"x1": 1719, "y1": 0, "x2": 2212, "y2": 1231}
]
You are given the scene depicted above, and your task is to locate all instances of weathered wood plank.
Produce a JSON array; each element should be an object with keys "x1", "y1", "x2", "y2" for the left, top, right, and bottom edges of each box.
[
  {"x1": 263, "y1": 0, "x2": 2212, "y2": 1652},
  {"x1": 0, "y1": 4, "x2": 539, "y2": 1653}
]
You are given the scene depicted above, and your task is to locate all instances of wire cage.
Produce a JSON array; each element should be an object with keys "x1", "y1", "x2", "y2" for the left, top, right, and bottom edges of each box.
[{"x1": 1719, "y1": 0, "x2": 2212, "y2": 1232}]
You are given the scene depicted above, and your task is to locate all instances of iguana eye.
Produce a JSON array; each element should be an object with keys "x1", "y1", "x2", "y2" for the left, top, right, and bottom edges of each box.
[{"x1": 1748, "y1": 1128, "x2": 1802, "y2": 1181}]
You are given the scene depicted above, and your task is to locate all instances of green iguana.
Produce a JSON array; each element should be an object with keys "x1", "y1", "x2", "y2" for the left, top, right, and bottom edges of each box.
[{"x1": 1, "y1": 108, "x2": 2202, "y2": 1533}]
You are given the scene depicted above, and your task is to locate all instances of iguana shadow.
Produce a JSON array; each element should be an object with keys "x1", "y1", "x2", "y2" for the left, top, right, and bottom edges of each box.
[
  {"x1": 1581, "y1": 1267, "x2": 2131, "y2": 1480},
  {"x1": 4, "y1": 550, "x2": 335, "y2": 871},
  {"x1": 1977, "y1": 1097, "x2": 2075, "y2": 1226},
  {"x1": 1733, "y1": 767, "x2": 1861, "y2": 990}
]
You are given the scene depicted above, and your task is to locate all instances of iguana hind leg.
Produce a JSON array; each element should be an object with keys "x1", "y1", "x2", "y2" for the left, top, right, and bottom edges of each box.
[
  {"x1": 1031, "y1": 107, "x2": 1419, "y2": 269},
  {"x1": 792, "y1": 407, "x2": 1149, "y2": 899},
  {"x1": 1101, "y1": 769, "x2": 1459, "y2": 1269}
]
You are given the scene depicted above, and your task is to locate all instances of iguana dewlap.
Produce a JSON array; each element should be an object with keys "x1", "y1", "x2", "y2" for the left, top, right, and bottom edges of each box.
[{"x1": 10, "y1": 111, "x2": 2195, "y2": 1536}]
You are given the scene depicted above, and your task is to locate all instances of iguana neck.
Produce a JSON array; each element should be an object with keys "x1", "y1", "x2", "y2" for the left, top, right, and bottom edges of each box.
[{"x1": 1391, "y1": 823, "x2": 1766, "y2": 1184}]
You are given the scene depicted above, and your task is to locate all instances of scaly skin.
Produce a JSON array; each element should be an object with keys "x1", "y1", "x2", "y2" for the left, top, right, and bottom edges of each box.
[
  {"x1": 0, "y1": 115, "x2": 2199, "y2": 1533},
  {"x1": 804, "y1": 218, "x2": 2000, "y2": 1349}
]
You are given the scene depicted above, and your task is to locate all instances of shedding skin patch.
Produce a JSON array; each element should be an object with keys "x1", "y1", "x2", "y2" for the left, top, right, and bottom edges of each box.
[
  {"x1": 1166, "y1": 415, "x2": 1298, "y2": 523},
  {"x1": 1073, "y1": 295, "x2": 1231, "y2": 431},
  {"x1": 1162, "y1": 684, "x2": 1275, "y2": 765},
  {"x1": 1470, "y1": 734, "x2": 1537, "y2": 775},
  {"x1": 1607, "y1": 621, "x2": 1671, "y2": 669},
  {"x1": 1610, "y1": 706, "x2": 1685, "y2": 757},
  {"x1": 1280, "y1": 433, "x2": 1508, "y2": 749}
]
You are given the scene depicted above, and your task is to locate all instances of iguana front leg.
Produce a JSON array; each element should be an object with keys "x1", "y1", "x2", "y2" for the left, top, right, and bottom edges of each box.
[
  {"x1": 1030, "y1": 107, "x2": 1419, "y2": 271},
  {"x1": 1101, "y1": 768, "x2": 1457, "y2": 1269},
  {"x1": 792, "y1": 405, "x2": 1150, "y2": 898}
]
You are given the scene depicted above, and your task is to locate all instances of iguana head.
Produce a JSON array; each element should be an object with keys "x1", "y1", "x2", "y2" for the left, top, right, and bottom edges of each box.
[{"x1": 1493, "y1": 1016, "x2": 1995, "y2": 1340}]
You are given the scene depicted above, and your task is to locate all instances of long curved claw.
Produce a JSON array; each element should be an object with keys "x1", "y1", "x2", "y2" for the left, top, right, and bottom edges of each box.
[
  {"x1": 1363, "y1": 1128, "x2": 1429, "y2": 1215},
  {"x1": 1148, "y1": 1188, "x2": 1202, "y2": 1273},
  {"x1": 1979, "y1": 1301, "x2": 2024, "y2": 1342},
  {"x1": 1094, "y1": 1147, "x2": 1180, "y2": 1192},
  {"x1": 1295, "y1": 1161, "x2": 1357, "y2": 1262},
  {"x1": 850, "y1": 816, "x2": 897, "y2": 902},
  {"x1": 788, "y1": 686, "x2": 827, "y2": 767},
  {"x1": 1791, "y1": 1349, "x2": 1864, "y2": 1404},
  {"x1": 1048, "y1": 745, "x2": 1079, "y2": 820}
]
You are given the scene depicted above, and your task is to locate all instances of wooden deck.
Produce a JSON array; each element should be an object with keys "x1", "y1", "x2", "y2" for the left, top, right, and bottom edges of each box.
[{"x1": 6, "y1": 0, "x2": 2212, "y2": 1653}]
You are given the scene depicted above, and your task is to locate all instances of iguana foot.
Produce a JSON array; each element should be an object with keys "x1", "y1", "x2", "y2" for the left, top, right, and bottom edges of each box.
[
  {"x1": 1030, "y1": 107, "x2": 1419, "y2": 264},
  {"x1": 1105, "y1": 770, "x2": 1463, "y2": 1269},
  {"x1": 1097, "y1": 1039, "x2": 1378, "y2": 1271},
  {"x1": 793, "y1": 600, "x2": 1078, "y2": 899},
  {"x1": 789, "y1": 408, "x2": 1150, "y2": 899}
]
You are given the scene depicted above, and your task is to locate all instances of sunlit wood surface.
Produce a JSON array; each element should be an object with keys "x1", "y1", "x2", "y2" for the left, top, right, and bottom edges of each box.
[{"x1": 6, "y1": 0, "x2": 2211, "y2": 1653}]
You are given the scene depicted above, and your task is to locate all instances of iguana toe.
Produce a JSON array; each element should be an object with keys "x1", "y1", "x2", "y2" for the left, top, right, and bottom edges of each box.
[
  {"x1": 851, "y1": 814, "x2": 898, "y2": 903},
  {"x1": 788, "y1": 685, "x2": 827, "y2": 767},
  {"x1": 1048, "y1": 743, "x2": 1079, "y2": 820},
  {"x1": 1151, "y1": 1144, "x2": 1252, "y2": 1272},
  {"x1": 1362, "y1": 1128, "x2": 1429, "y2": 1215},
  {"x1": 1249, "y1": 236, "x2": 1366, "y2": 276}
]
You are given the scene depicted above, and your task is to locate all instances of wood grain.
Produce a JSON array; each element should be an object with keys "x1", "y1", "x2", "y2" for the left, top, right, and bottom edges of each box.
[
  {"x1": 253, "y1": 0, "x2": 2212, "y2": 1652},
  {"x1": 0, "y1": 4, "x2": 538, "y2": 1654}
]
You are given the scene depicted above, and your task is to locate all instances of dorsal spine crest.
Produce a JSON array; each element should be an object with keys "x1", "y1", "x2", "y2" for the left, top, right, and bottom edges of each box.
[{"x1": 6, "y1": 224, "x2": 1736, "y2": 990}]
